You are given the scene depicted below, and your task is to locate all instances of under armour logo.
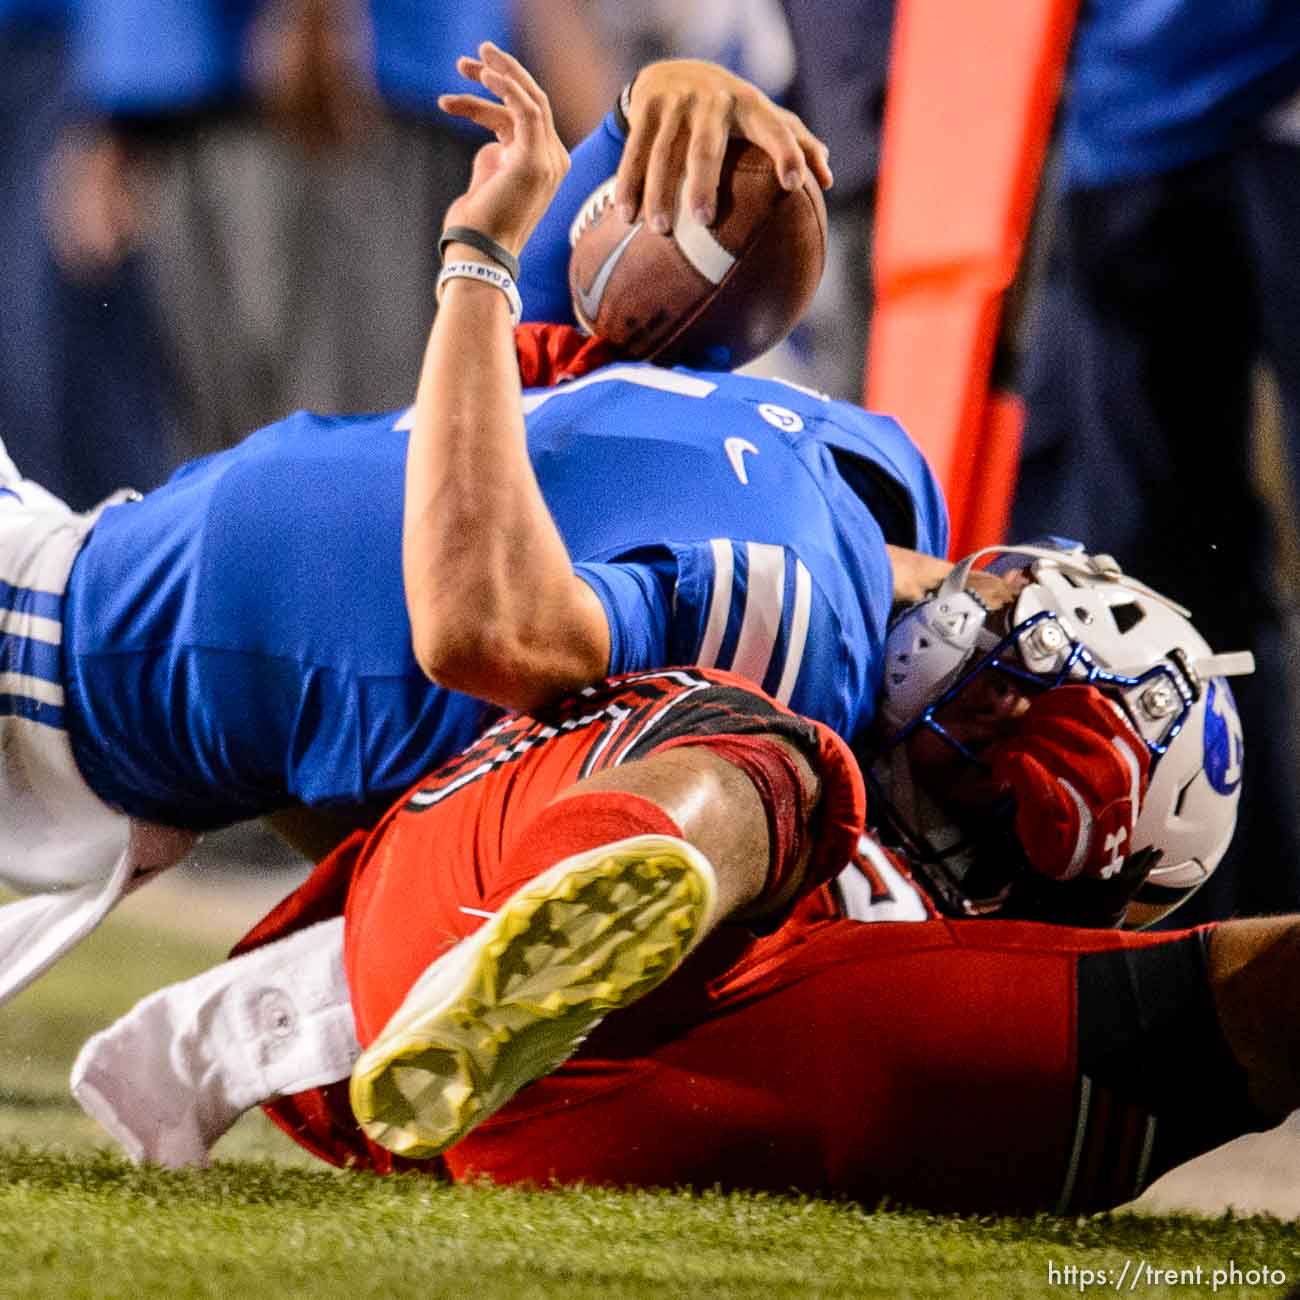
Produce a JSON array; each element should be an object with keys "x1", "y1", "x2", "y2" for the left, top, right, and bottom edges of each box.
[{"x1": 1099, "y1": 826, "x2": 1127, "y2": 879}]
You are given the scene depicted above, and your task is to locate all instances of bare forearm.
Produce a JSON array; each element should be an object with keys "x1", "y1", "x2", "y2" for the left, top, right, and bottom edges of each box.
[
  {"x1": 401, "y1": 44, "x2": 608, "y2": 711},
  {"x1": 403, "y1": 275, "x2": 605, "y2": 708}
]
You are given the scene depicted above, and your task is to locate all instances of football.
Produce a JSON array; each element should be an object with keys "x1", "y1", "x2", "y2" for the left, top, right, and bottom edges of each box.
[{"x1": 567, "y1": 139, "x2": 828, "y2": 369}]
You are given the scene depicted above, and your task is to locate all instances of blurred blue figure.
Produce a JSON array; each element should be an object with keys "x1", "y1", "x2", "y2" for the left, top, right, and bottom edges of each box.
[
  {"x1": 0, "y1": 0, "x2": 172, "y2": 508},
  {"x1": 61, "y1": 0, "x2": 615, "y2": 457},
  {"x1": 1013, "y1": 1, "x2": 1300, "y2": 921}
]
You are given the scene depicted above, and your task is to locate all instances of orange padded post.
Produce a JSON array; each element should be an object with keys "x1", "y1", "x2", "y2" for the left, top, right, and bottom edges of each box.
[
  {"x1": 964, "y1": 391, "x2": 1026, "y2": 548},
  {"x1": 865, "y1": 0, "x2": 1079, "y2": 555}
]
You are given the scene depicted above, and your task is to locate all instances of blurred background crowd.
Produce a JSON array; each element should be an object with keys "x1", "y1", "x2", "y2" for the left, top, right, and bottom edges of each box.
[{"x1": 3, "y1": 0, "x2": 1299, "y2": 926}]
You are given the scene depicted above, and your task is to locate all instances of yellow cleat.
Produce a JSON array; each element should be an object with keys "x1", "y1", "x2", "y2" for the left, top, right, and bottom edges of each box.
[{"x1": 349, "y1": 834, "x2": 717, "y2": 1160}]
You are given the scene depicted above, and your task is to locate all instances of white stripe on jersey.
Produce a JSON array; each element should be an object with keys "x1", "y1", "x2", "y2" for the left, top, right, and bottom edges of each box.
[
  {"x1": 1056, "y1": 1075, "x2": 1093, "y2": 1215},
  {"x1": 774, "y1": 559, "x2": 811, "y2": 705},
  {"x1": 697, "y1": 539, "x2": 734, "y2": 667},
  {"x1": 520, "y1": 364, "x2": 718, "y2": 414},
  {"x1": 836, "y1": 836, "x2": 929, "y2": 923},
  {"x1": 398, "y1": 364, "x2": 718, "y2": 426},
  {"x1": 2, "y1": 580, "x2": 66, "y2": 716},
  {"x1": 610, "y1": 679, "x2": 712, "y2": 765},
  {"x1": 731, "y1": 542, "x2": 786, "y2": 685},
  {"x1": 693, "y1": 542, "x2": 812, "y2": 703},
  {"x1": 579, "y1": 702, "x2": 632, "y2": 771},
  {"x1": 0, "y1": 672, "x2": 62, "y2": 708},
  {"x1": 1133, "y1": 1115, "x2": 1158, "y2": 1199},
  {"x1": 0, "y1": 604, "x2": 61, "y2": 646}
]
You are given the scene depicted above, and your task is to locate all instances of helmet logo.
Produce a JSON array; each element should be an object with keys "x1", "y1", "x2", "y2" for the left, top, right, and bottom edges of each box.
[{"x1": 1204, "y1": 679, "x2": 1244, "y2": 795}]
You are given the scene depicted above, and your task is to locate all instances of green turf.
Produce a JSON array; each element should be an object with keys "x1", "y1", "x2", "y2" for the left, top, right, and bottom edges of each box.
[
  {"x1": 0, "y1": 1150, "x2": 1296, "y2": 1299},
  {"x1": 0, "y1": 890, "x2": 1296, "y2": 1298}
]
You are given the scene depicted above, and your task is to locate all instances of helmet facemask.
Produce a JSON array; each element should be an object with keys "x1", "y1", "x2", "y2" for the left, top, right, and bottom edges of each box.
[{"x1": 868, "y1": 543, "x2": 1255, "y2": 926}]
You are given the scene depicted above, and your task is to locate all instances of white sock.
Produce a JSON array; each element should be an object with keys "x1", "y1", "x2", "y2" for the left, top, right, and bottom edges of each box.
[{"x1": 71, "y1": 917, "x2": 358, "y2": 1168}]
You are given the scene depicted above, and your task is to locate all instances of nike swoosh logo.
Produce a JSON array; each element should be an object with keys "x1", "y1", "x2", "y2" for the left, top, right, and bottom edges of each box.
[
  {"x1": 725, "y1": 437, "x2": 759, "y2": 485},
  {"x1": 575, "y1": 220, "x2": 644, "y2": 324}
]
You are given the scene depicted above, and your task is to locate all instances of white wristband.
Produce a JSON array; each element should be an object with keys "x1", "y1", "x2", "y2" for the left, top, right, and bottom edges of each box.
[{"x1": 437, "y1": 259, "x2": 522, "y2": 323}]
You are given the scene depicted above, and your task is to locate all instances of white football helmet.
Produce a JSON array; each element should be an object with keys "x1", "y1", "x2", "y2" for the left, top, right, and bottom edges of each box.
[{"x1": 874, "y1": 541, "x2": 1255, "y2": 927}]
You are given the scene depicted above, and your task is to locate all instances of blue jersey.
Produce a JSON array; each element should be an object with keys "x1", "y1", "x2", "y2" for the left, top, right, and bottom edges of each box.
[
  {"x1": 69, "y1": 0, "x2": 513, "y2": 119},
  {"x1": 1060, "y1": 0, "x2": 1300, "y2": 188},
  {"x1": 63, "y1": 363, "x2": 947, "y2": 830}
]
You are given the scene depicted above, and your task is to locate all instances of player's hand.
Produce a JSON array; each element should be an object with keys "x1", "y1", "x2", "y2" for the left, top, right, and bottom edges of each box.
[
  {"x1": 437, "y1": 43, "x2": 571, "y2": 257},
  {"x1": 615, "y1": 59, "x2": 833, "y2": 235},
  {"x1": 988, "y1": 685, "x2": 1151, "y2": 882},
  {"x1": 886, "y1": 546, "x2": 1025, "y2": 613}
]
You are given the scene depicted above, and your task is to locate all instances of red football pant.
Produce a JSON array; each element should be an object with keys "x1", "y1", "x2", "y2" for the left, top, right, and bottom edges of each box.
[{"x1": 445, "y1": 913, "x2": 1199, "y2": 1214}]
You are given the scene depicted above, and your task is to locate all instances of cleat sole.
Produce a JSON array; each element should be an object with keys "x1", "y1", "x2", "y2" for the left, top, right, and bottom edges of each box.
[{"x1": 350, "y1": 835, "x2": 715, "y2": 1159}]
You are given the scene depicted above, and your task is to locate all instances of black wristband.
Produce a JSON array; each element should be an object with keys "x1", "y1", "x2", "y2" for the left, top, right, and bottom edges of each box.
[
  {"x1": 438, "y1": 226, "x2": 521, "y2": 282},
  {"x1": 613, "y1": 74, "x2": 637, "y2": 137}
]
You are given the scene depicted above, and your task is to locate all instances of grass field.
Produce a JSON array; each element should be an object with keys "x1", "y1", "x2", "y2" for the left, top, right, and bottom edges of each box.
[{"x1": 1, "y1": 868, "x2": 1297, "y2": 1299}]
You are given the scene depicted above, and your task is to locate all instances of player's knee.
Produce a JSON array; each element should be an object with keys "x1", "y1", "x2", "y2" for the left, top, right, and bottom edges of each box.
[
  {"x1": 579, "y1": 731, "x2": 825, "y2": 920},
  {"x1": 681, "y1": 731, "x2": 823, "y2": 919}
]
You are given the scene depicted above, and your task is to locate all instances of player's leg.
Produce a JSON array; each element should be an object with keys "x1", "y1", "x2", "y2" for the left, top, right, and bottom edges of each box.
[
  {"x1": 505, "y1": 734, "x2": 822, "y2": 927},
  {"x1": 349, "y1": 753, "x2": 757, "y2": 1158},
  {"x1": 1207, "y1": 915, "x2": 1300, "y2": 1122},
  {"x1": 348, "y1": 671, "x2": 864, "y2": 1160},
  {"x1": 443, "y1": 913, "x2": 1099, "y2": 1202}
]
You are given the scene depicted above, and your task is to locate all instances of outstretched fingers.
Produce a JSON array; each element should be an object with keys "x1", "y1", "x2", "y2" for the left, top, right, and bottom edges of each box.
[
  {"x1": 438, "y1": 90, "x2": 511, "y2": 139},
  {"x1": 439, "y1": 54, "x2": 504, "y2": 136},
  {"x1": 478, "y1": 42, "x2": 554, "y2": 127},
  {"x1": 439, "y1": 45, "x2": 561, "y2": 153},
  {"x1": 437, "y1": 42, "x2": 569, "y2": 254},
  {"x1": 482, "y1": 44, "x2": 568, "y2": 183}
]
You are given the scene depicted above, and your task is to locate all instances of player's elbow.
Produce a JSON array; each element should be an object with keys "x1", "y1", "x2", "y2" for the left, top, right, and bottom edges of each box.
[
  {"x1": 409, "y1": 619, "x2": 574, "y2": 715},
  {"x1": 409, "y1": 618, "x2": 498, "y2": 691},
  {"x1": 409, "y1": 575, "x2": 610, "y2": 713}
]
